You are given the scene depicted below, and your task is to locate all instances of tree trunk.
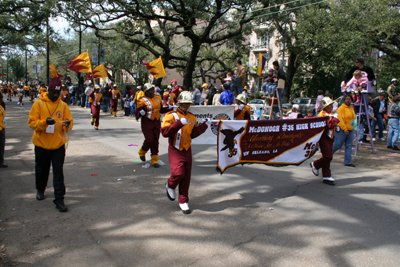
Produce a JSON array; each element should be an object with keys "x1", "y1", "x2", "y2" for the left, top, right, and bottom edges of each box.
[
  {"x1": 198, "y1": 62, "x2": 206, "y2": 84},
  {"x1": 182, "y1": 43, "x2": 201, "y2": 90},
  {"x1": 283, "y1": 51, "x2": 299, "y2": 103}
]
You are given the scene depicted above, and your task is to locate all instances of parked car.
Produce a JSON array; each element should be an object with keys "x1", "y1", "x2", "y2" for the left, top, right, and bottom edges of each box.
[
  {"x1": 282, "y1": 97, "x2": 317, "y2": 116},
  {"x1": 248, "y1": 99, "x2": 265, "y2": 112}
]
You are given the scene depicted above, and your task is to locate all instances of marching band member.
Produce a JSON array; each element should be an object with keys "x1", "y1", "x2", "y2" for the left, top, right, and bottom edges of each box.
[
  {"x1": 310, "y1": 97, "x2": 340, "y2": 186},
  {"x1": 28, "y1": 77, "x2": 73, "y2": 212},
  {"x1": 162, "y1": 91, "x2": 210, "y2": 214},
  {"x1": 61, "y1": 85, "x2": 70, "y2": 103},
  {"x1": 17, "y1": 85, "x2": 24, "y2": 106},
  {"x1": 39, "y1": 83, "x2": 47, "y2": 95},
  {"x1": 233, "y1": 94, "x2": 251, "y2": 120},
  {"x1": 109, "y1": 84, "x2": 120, "y2": 117},
  {"x1": 135, "y1": 83, "x2": 172, "y2": 167},
  {"x1": 89, "y1": 85, "x2": 103, "y2": 130}
]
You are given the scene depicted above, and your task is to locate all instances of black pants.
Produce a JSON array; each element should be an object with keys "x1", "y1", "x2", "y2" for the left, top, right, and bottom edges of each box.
[
  {"x1": 35, "y1": 145, "x2": 66, "y2": 200},
  {"x1": 80, "y1": 95, "x2": 86, "y2": 107},
  {"x1": 0, "y1": 131, "x2": 5, "y2": 165},
  {"x1": 124, "y1": 107, "x2": 130, "y2": 116}
]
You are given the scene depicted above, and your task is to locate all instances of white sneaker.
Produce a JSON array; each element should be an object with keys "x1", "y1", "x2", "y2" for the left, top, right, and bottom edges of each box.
[
  {"x1": 358, "y1": 141, "x2": 363, "y2": 144},
  {"x1": 179, "y1": 203, "x2": 191, "y2": 214},
  {"x1": 165, "y1": 182, "x2": 175, "y2": 201},
  {"x1": 380, "y1": 137, "x2": 386, "y2": 141},
  {"x1": 372, "y1": 138, "x2": 376, "y2": 141},
  {"x1": 17, "y1": 102, "x2": 20, "y2": 105},
  {"x1": 310, "y1": 162, "x2": 319, "y2": 176}
]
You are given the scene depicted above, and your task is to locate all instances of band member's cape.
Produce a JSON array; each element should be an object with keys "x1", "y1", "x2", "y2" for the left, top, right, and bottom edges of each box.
[{"x1": 217, "y1": 117, "x2": 329, "y2": 174}]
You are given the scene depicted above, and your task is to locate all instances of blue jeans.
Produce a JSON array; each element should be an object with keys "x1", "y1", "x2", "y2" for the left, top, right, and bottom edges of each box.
[
  {"x1": 371, "y1": 113, "x2": 384, "y2": 138},
  {"x1": 278, "y1": 88, "x2": 283, "y2": 110},
  {"x1": 86, "y1": 97, "x2": 90, "y2": 108},
  {"x1": 358, "y1": 115, "x2": 371, "y2": 141},
  {"x1": 70, "y1": 96, "x2": 75, "y2": 105},
  {"x1": 267, "y1": 84, "x2": 277, "y2": 95},
  {"x1": 333, "y1": 129, "x2": 354, "y2": 165},
  {"x1": 387, "y1": 118, "x2": 399, "y2": 147},
  {"x1": 130, "y1": 104, "x2": 136, "y2": 116},
  {"x1": 261, "y1": 83, "x2": 267, "y2": 93},
  {"x1": 237, "y1": 87, "x2": 243, "y2": 94},
  {"x1": 102, "y1": 99, "x2": 110, "y2": 112}
]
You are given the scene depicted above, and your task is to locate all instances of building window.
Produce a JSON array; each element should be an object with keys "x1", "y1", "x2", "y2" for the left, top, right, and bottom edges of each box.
[{"x1": 256, "y1": 34, "x2": 270, "y2": 49}]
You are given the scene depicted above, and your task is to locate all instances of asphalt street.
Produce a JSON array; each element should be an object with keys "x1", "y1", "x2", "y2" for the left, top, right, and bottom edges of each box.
[{"x1": 0, "y1": 95, "x2": 399, "y2": 266}]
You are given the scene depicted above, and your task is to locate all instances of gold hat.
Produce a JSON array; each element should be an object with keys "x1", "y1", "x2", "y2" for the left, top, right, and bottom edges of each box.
[
  {"x1": 177, "y1": 91, "x2": 194, "y2": 104},
  {"x1": 202, "y1": 83, "x2": 208, "y2": 88},
  {"x1": 321, "y1": 97, "x2": 334, "y2": 109},
  {"x1": 143, "y1": 83, "x2": 154, "y2": 92},
  {"x1": 235, "y1": 94, "x2": 246, "y2": 104}
]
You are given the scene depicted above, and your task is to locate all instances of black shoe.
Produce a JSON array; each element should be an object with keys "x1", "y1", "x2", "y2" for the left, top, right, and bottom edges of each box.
[
  {"x1": 393, "y1": 146, "x2": 400, "y2": 151},
  {"x1": 140, "y1": 156, "x2": 146, "y2": 162},
  {"x1": 387, "y1": 145, "x2": 393, "y2": 149},
  {"x1": 323, "y1": 180, "x2": 336, "y2": 186},
  {"x1": 91, "y1": 121, "x2": 94, "y2": 126},
  {"x1": 182, "y1": 209, "x2": 192, "y2": 215},
  {"x1": 53, "y1": 199, "x2": 68, "y2": 212},
  {"x1": 36, "y1": 191, "x2": 45, "y2": 201},
  {"x1": 153, "y1": 163, "x2": 160, "y2": 168},
  {"x1": 344, "y1": 163, "x2": 356, "y2": 167}
]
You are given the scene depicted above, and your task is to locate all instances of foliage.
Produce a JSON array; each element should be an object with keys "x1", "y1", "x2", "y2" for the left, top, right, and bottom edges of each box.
[
  {"x1": 0, "y1": 0, "x2": 57, "y2": 48},
  {"x1": 292, "y1": 0, "x2": 400, "y2": 98},
  {"x1": 7, "y1": 53, "x2": 25, "y2": 81},
  {"x1": 60, "y1": 0, "x2": 265, "y2": 89}
]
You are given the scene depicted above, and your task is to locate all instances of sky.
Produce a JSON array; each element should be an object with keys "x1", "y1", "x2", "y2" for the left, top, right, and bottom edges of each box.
[{"x1": 51, "y1": 16, "x2": 74, "y2": 39}]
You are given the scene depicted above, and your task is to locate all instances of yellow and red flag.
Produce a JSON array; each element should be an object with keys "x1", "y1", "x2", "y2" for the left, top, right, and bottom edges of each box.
[
  {"x1": 62, "y1": 51, "x2": 92, "y2": 73},
  {"x1": 143, "y1": 57, "x2": 166, "y2": 79},
  {"x1": 86, "y1": 64, "x2": 109, "y2": 80}
]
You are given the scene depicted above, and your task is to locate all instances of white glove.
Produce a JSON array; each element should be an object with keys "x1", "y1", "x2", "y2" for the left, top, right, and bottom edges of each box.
[
  {"x1": 168, "y1": 105, "x2": 173, "y2": 109},
  {"x1": 333, "y1": 113, "x2": 338, "y2": 118},
  {"x1": 140, "y1": 110, "x2": 146, "y2": 116},
  {"x1": 180, "y1": 118, "x2": 187, "y2": 125},
  {"x1": 97, "y1": 102, "x2": 100, "y2": 105},
  {"x1": 204, "y1": 118, "x2": 212, "y2": 126},
  {"x1": 239, "y1": 104, "x2": 244, "y2": 110}
]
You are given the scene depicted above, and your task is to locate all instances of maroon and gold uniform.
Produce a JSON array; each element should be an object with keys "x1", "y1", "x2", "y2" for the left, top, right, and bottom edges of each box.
[{"x1": 89, "y1": 89, "x2": 103, "y2": 129}]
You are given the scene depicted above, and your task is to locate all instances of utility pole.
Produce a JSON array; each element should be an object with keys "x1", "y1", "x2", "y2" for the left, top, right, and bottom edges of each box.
[
  {"x1": 25, "y1": 49, "x2": 28, "y2": 84},
  {"x1": 46, "y1": 17, "x2": 50, "y2": 84},
  {"x1": 97, "y1": 36, "x2": 101, "y2": 84},
  {"x1": 6, "y1": 46, "x2": 9, "y2": 84},
  {"x1": 78, "y1": 26, "x2": 82, "y2": 88}
]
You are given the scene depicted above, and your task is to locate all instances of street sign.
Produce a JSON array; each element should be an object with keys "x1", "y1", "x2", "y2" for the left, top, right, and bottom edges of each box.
[{"x1": 92, "y1": 48, "x2": 98, "y2": 63}]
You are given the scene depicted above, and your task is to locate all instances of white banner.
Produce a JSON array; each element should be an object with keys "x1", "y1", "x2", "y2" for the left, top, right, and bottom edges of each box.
[{"x1": 190, "y1": 105, "x2": 235, "y2": 145}]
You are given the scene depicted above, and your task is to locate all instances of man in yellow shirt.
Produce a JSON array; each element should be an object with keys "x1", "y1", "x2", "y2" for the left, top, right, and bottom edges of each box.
[
  {"x1": 28, "y1": 77, "x2": 73, "y2": 212},
  {"x1": 135, "y1": 83, "x2": 172, "y2": 167},
  {"x1": 23, "y1": 83, "x2": 29, "y2": 97},
  {"x1": 162, "y1": 91, "x2": 210, "y2": 214},
  {"x1": 0, "y1": 93, "x2": 7, "y2": 168}
]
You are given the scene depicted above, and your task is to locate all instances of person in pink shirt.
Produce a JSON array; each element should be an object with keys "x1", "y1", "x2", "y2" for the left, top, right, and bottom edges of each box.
[{"x1": 345, "y1": 70, "x2": 369, "y2": 90}]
